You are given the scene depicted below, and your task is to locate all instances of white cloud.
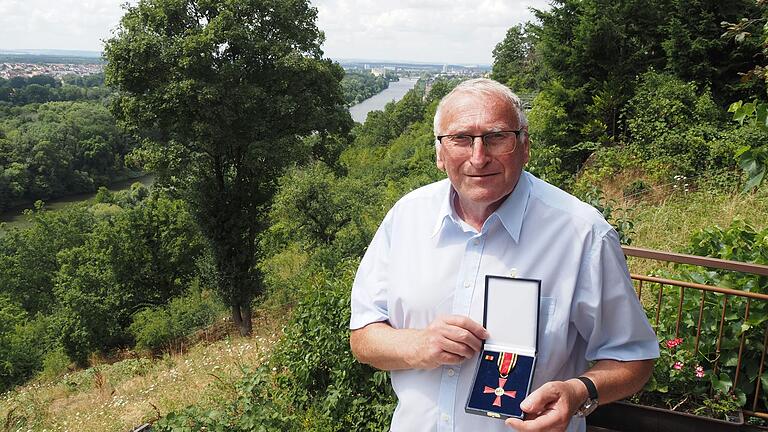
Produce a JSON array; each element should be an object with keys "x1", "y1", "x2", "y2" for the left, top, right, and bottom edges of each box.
[
  {"x1": 0, "y1": 0, "x2": 550, "y2": 64},
  {"x1": 313, "y1": 0, "x2": 549, "y2": 64},
  {"x1": 0, "y1": 0, "x2": 126, "y2": 51}
]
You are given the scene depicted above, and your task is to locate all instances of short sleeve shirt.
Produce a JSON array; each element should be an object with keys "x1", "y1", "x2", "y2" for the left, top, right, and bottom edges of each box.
[{"x1": 350, "y1": 171, "x2": 659, "y2": 432}]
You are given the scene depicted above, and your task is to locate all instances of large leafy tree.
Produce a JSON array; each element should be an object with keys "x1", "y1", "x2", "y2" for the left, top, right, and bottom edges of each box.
[{"x1": 104, "y1": 0, "x2": 351, "y2": 335}]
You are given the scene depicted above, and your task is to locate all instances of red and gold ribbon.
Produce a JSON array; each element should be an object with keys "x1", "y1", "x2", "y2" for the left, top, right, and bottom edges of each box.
[{"x1": 497, "y1": 352, "x2": 518, "y2": 378}]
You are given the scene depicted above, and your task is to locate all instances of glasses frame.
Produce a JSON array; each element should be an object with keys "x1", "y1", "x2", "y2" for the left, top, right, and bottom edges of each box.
[{"x1": 436, "y1": 129, "x2": 525, "y2": 156}]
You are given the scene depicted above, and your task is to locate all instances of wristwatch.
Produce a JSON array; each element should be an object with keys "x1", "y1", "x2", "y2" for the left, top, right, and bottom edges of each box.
[{"x1": 574, "y1": 376, "x2": 599, "y2": 417}]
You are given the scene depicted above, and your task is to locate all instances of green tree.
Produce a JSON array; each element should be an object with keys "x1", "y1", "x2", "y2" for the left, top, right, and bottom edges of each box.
[
  {"x1": 491, "y1": 24, "x2": 543, "y2": 93},
  {"x1": 104, "y1": 0, "x2": 351, "y2": 335}
]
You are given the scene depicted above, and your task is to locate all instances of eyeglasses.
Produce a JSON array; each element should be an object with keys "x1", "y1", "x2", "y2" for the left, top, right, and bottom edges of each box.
[{"x1": 436, "y1": 130, "x2": 524, "y2": 156}]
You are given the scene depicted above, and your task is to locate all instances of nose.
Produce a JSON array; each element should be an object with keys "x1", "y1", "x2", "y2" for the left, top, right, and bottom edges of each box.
[{"x1": 469, "y1": 136, "x2": 490, "y2": 167}]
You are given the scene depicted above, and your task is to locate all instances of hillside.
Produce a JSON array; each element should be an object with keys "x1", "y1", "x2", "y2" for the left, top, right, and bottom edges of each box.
[{"x1": 0, "y1": 311, "x2": 282, "y2": 432}]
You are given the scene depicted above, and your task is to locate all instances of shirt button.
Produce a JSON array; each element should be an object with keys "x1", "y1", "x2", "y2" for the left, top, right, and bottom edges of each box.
[
  {"x1": 464, "y1": 282, "x2": 470, "y2": 288},
  {"x1": 441, "y1": 413, "x2": 450, "y2": 422},
  {"x1": 447, "y1": 368, "x2": 455, "y2": 377}
]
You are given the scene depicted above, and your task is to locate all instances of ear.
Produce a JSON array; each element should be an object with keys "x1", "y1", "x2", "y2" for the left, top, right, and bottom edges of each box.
[
  {"x1": 521, "y1": 129, "x2": 530, "y2": 165},
  {"x1": 436, "y1": 145, "x2": 445, "y2": 171}
]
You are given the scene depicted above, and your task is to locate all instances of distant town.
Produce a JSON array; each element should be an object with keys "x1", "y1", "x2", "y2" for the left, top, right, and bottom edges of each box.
[{"x1": 0, "y1": 49, "x2": 490, "y2": 80}]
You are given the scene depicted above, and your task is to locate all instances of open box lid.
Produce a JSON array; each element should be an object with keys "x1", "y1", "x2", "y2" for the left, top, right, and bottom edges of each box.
[{"x1": 483, "y1": 276, "x2": 541, "y2": 354}]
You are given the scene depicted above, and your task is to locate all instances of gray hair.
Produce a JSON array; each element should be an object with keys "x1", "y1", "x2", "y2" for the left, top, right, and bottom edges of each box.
[{"x1": 433, "y1": 78, "x2": 527, "y2": 146}]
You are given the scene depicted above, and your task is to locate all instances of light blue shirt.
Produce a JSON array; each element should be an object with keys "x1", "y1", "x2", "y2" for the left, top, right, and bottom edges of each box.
[{"x1": 350, "y1": 171, "x2": 659, "y2": 432}]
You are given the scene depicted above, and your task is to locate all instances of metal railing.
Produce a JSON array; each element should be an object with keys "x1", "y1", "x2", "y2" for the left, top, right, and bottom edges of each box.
[{"x1": 622, "y1": 246, "x2": 768, "y2": 420}]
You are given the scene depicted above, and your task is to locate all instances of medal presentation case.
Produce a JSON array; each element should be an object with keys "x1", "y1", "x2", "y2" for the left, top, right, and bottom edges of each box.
[{"x1": 466, "y1": 276, "x2": 541, "y2": 420}]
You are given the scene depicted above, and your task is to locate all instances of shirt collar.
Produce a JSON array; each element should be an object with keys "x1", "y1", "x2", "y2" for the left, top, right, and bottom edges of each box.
[
  {"x1": 430, "y1": 171, "x2": 531, "y2": 242},
  {"x1": 431, "y1": 184, "x2": 457, "y2": 237},
  {"x1": 493, "y1": 171, "x2": 531, "y2": 242}
]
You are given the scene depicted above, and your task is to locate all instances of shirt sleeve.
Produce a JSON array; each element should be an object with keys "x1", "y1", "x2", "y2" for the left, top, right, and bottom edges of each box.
[
  {"x1": 572, "y1": 227, "x2": 660, "y2": 361},
  {"x1": 349, "y1": 209, "x2": 393, "y2": 330}
]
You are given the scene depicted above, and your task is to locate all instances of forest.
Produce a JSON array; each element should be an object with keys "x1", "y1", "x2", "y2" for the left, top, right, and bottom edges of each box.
[{"x1": 1, "y1": 0, "x2": 768, "y2": 430}]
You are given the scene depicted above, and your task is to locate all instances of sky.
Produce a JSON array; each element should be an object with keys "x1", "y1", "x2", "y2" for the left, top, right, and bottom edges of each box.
[{"x1": 0, "y1": 0, "x2": 550, "y2": 65}]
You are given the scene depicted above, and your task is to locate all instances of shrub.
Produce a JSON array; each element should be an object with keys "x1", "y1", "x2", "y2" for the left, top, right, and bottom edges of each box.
[
  {"x1": 642, "y1": 221, "x2": 768, "y2": 416},
  {"x1": 625, "y1": 71, "x2": 726, "y2": 176},
  {"x1": 154, "y1": 262, "x2": 395, "y2": 431},
  {"x1": 39, "y1": 347, "x2": 72, "y2": 381},
  {"x1": 129, "y1": 287, "x2": 226, "y2": 353},
  {"x1": 0, "y1": 296, "x2": 44, "y2": 391}
]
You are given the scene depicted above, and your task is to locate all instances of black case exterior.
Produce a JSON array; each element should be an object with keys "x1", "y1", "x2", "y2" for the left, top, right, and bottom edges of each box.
[{"x1": 465, "y1": 276, "x2": 541, "y2": 420}]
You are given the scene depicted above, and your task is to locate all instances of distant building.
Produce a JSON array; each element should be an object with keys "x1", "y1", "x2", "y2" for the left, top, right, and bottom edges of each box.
[{"x1": 0, "y1": 62, "x2": 103, "y2": 80}]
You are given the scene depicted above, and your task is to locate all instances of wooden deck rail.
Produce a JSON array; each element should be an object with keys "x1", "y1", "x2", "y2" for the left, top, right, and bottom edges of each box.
[{"x1": 621, "y1": 246, "x2": 768, "y2": 421}]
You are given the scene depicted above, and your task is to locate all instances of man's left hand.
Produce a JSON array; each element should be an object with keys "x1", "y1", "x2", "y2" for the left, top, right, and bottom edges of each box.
[{"x1": 504, "y1": 379, "x2": 585, "y2": 432}]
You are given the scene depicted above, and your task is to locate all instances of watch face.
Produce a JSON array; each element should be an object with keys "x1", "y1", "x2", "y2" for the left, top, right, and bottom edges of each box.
[{"x1": 581, "y1": 399, "x2": 599, "y2": 416}]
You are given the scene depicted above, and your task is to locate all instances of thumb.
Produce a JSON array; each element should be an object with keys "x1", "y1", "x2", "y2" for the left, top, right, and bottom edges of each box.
[{"x1": 520, "y1": 384, "x2": 556, "y2": 414}]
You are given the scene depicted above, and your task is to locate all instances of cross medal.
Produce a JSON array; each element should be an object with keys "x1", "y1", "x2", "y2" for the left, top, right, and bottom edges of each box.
[{"x1": 483, "y1": 352, "x2": 518, "y2": 407}]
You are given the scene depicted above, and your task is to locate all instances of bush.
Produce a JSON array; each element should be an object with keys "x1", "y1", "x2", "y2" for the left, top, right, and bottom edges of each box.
[
  {"x1": 643, "y1": 221, "x2": 768, "y2": 415},
  {"x1": 0, "y1": 297, "x2": 47, "y2": 391},
  {"x1": 129, "y1": 287, "x2": 225, "y2": 352},
  {"x1": 154, "y1": 262, "x2": 395, "y2": 432},
  {"x1": 625, "y1": 71, "x2": 726, "y2": 176},
  {"x1": 39, "y1": 347, "x2": 72, "y2": 381}
]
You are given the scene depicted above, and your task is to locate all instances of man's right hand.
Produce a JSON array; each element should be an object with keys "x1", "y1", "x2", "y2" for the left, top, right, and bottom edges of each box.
[{"x1": 408, "y1": 315, "x2": 489, "y2": 369}]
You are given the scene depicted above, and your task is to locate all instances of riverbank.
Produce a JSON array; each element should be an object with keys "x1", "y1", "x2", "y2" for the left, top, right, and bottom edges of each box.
[
  {"x1": 0, "y1": 174, "x2": 155, "y2": 229},
  {"x1": 348, "y1": 77, "x2": 419, "y2": 123}
]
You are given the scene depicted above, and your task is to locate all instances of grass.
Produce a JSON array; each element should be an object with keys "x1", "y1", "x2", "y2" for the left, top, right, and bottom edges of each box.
[
  {"x1": 621, "y1": 183, "x2": 768, "y2": 276},
  {"x1": 0, "y1": 310, "x2": 284, "y2": 432}
]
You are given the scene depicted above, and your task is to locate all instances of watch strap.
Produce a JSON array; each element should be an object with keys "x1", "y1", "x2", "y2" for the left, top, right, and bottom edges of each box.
[{"x1": 577, "y1": 376, "x2": 598, "y2": 400}]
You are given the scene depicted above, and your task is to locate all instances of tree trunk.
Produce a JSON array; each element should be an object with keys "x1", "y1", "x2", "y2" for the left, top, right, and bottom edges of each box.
[
  {"x1": 231, "y1": 303, "x2": 243, "y2": 332},
  {"x1": 231, "y1": 300, "x2": 252, "y2": 336}
]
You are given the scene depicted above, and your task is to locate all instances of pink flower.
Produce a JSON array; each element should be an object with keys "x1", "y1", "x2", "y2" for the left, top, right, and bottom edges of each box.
[
  {"x1": 666, "y1": 338, "x2": 683, "y2": 349},
  {"x1": 673, "y1": 361, "x2": 684, "y2": 370},
  {"x1": 695, "y1": 366, "x2": 705, "y2": 378}
]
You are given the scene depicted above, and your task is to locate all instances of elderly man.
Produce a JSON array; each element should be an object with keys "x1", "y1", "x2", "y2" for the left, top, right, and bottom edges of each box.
[{"x1": 349, "y1": 78, "x2": 658, "y2": 432}]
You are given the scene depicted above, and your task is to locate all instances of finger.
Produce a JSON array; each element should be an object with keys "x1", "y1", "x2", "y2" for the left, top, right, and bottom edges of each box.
[
  {"x1": 519, "y1": 383, "x2": 559, "y2": 415},
  {"x1": 441, "y1": 315, "x2": 489, "y2": 339},
  {"x1": 442, "y1": 325, "x2": 484, "y2": 352},
  {"x1": 436, "y1": 337, "x2": 477, "y2": 359},
  {"x1": 437, "y1": 351, "x2": 466, "y2": 365},
  {"x1": 505, "y1": 405, "x2": 563, "y2": 431}
]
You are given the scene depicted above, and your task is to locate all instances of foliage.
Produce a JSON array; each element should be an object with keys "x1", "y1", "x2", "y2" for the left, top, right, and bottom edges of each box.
[
  {"x1": 104, "y1": 0, "x2": 352, "y2": 336},
  {"x1": 341, "y1": 71, "x2": 390, "y2": 106},
  {"x1": 636, "y1": 337, "x2": 741, "y2": 420},
  {"x1": 578, "y1": 186, "x2": 635, "y2": 245},
  {"x1": 0, "y1": 295, "x2": 45, "y2": 391},
  {"x1": 639, "y1": 221, "x2": 768, "y2": 418},
  {"x1": 0, "y1": 100, "x2": 136, "y2": 211},
  {"x1": 491, "y1": 24, "x2": 543, "y2": 93},
  {"x1": 625, "y1": 71, "x2": 726, "y2": 176},
  {"x1": 53, "y1": 195, "x2": 207, "y2": 365},
  {"x1": 0, "y1": 190, "x2": 208, "y2": 378},
  {"x1": 517, "y1": 0, "x2": 765, "y2": 183},
  {"x1": 155, "y1": 263, "x2": 396, "y2": 432},
  {"x1": 728, "y1": 100, "x2": 768, "y2": 190},
  {"x1": 0, "y1": 74, "x2": 111, "y2": 105},
  {"x1": 129, "y1": 287, "x2": 226, "y2": 353},
  {"x1": 526, "y1": 80, "x2": 581, "y2": 184}
]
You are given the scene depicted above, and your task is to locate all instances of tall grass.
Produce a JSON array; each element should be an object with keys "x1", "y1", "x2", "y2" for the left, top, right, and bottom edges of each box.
[
  {"x1": 0, "y1": 310, "x2": 283, "y2": 432},
  {"x1": 626, "y1": 185, "x2": 768, "y2": 275}
]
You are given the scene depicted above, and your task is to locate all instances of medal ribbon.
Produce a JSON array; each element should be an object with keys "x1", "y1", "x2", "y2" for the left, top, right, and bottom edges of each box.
[{"x1": 497, "y1": 352, "x2": 518, "y2": 378}]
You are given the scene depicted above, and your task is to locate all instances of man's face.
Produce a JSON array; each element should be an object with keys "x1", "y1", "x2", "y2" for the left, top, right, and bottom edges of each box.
[{"x1": 435, "y1": 91, "x2": 529, "y2": 210}]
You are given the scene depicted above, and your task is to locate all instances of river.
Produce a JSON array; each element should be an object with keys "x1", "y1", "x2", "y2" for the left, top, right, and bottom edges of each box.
[
  {"x1": 0, "y1": 175, "x2": 155, "y2": 230},
  {"x1": 0, "y1": 78, "x2": 419, "y2": 230},
  {"x1": 349, "y1": 77, "x2": 419, "y2": 123}
]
